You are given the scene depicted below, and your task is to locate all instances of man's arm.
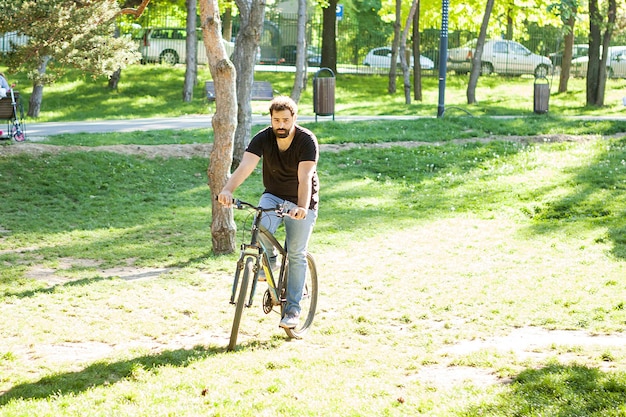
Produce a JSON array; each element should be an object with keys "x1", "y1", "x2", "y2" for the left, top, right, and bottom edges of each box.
[
  {"x1": 292, "y1": 160, "x2": 316, "y2": 219},
  {"x1": 217, "y1": 151, "x2": 261, "y2": 207}
]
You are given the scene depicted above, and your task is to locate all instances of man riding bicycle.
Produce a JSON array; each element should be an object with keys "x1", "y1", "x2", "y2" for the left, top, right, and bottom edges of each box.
[{"x1": 217, "y1": 96, "x2": 319, "y2": 329}]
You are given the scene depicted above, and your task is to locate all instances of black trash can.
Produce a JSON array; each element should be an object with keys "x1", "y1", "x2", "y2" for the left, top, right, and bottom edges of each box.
[
  {"x1": 534, "y1": 77, "x2": 550, "y2": 114},
  {"x1": 313, "y1": 67, "x2": 335, "y2": 121}
]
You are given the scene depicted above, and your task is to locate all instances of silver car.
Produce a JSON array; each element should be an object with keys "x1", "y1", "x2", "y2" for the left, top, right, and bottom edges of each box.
[
  {"x1": 363, "y1": 47, "x2": 435, "y2": 70},
  {"x1": 136, "y1": 27, "x2": 234, "y2": 65},
  {"x1": 571, "y1": 46, "x2": 626, "y2": 78},
  {"x1": 447, "y1": 39, "x2": 552, "y2": 77}
]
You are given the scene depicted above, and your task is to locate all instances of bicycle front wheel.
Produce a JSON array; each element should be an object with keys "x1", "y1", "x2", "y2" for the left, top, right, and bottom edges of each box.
[
  {"x1": 228, "y1": 257, "x2": 254, "y2": 351},
  {"x1": 283, "y1": 252, "x2": 318, "y2": 339}
]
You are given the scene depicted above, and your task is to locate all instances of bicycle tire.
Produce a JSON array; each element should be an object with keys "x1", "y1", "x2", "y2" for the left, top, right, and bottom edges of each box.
[
  {"x1": 228, "y1": 257, "x2": 254, "y2": 351},
  {"x1": 283, "y1": 252, "x2": 318, "y2": 339}
]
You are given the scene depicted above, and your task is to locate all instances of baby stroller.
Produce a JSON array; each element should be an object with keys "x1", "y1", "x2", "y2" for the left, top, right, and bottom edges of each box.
[{"x1": 0, "y1": 87, "x2": 26, "y2": 142}]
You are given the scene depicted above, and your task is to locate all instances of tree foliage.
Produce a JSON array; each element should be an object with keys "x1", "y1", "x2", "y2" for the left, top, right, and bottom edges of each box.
[{"x1": 1, "y1": 0, "x2": 141, "y2": 85}]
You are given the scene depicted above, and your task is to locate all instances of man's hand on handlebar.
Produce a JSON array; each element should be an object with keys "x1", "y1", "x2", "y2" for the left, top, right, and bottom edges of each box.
[
  {"x1": 289, "y1": 206, "x2": 308, "y2": 220},
  {"x1": 217, "y1": 191, "x2": 234, "y2": 208}
]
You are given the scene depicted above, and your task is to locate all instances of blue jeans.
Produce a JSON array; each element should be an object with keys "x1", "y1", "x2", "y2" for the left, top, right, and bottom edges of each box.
[{"x1": 258, "y1": 193, "x2": 317, "y2": 316}]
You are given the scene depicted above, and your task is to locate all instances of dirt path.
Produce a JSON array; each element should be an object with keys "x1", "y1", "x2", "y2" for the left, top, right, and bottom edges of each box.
[{"x1": 0, "y1": 133, "x2": 613, "y2": 158}]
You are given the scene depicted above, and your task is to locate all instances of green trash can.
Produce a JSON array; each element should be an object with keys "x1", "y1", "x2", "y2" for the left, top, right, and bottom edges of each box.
[{"x1": 534, "y1": 77, "x2": 550, "y2": 114}]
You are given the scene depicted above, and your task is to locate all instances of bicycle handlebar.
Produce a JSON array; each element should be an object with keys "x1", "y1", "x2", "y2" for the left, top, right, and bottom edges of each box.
[
  {"x1": 233, "y1": 199, "x2": 286, "y2": 215},
  {"x1": 215, "y1": 196, "x2": 286, "y2": 216}
]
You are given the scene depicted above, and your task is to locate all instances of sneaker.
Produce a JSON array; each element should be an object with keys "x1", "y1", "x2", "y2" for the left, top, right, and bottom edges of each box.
[
  {"x1": 280, "y1": 312, "x2": 300, "y2": 329},
  {"x1": 257, "y1": 259, "x2": 279, "y2": 282}
]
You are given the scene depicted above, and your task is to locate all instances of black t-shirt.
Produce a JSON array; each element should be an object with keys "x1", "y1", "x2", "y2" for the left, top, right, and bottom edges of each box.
[{"x1": 246, "y1": 125, "x2": 319, "y2": 210}]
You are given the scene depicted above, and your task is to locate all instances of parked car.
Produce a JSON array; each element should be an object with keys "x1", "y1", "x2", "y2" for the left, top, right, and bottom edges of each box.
[
  {"x1": 0, "y1": 31, "x2": 28, "y2": 53},
  {"x1": 135, "y1": 27, "x2": 234, "y2": 65},
  {"x1": 571, "y1": 46, "x2": 626, "y2": 78},
  {"x1": 279, "y1": 45, "x2": 321, "y2": 66},
  {"x1": 549, "y1": 44, "x2": 589, "y2": 72},
  {"x1": 362, "y1": 47, "x2": 435, "y2": 70},
  {"x1": 447, "y1": 39, "x2": 552, "y2": 77}
]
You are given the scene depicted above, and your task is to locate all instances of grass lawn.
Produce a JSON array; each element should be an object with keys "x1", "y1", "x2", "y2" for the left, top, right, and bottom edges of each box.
[
  {"x1": 2, "y1": 64, "x2": 626, "y2": 121},
  {"x1": 1, "y1": 65, "x2": 626, "y2": 416}
]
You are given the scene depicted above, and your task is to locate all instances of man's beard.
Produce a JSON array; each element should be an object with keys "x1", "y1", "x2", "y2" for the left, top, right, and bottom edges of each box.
[{"x1": 274, "y1": 128, "x2": 289, "y2": 138}]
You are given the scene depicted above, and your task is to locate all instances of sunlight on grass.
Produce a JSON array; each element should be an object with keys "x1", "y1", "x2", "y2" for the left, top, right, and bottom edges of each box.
[{"x1": 3, "y1": 123, "x2": 626, "y2": 415}]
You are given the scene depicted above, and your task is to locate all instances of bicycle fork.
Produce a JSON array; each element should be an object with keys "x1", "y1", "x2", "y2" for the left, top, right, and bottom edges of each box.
[{"x1": 229, "y1": 244, "x2": 266, "y2": 308}]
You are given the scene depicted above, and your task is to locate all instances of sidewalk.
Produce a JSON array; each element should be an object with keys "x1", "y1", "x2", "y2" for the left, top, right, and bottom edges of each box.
[
  {"x1": 24, "y1": 114, "x2": 428, "y2": 138},
  {"x1": 23, "y1": 113, "x2": 626, "y2": 139}
]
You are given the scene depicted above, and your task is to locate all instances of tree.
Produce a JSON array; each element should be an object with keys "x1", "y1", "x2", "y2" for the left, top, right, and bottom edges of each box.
[
  {"x1": 548, "y1": 0, "x2": 580, "y2": 93},
  {"x1": 412, "y1": 1, "x2": 423, "y2": 102},
  {"x1": 200, "y1": 0, "x2": 238, "y2": 254},
  {"x1": 183, "y1": 0, "x2": 198, "y2": 102},
  {"x1": 321, "y1": 0, "x2": 338, "y2": 73},
  {"x1": 399, "y1": 0, "x2": 420, "y2": 104},
  {"x1": 387, "y1": 0, "x2": 401, "y2": 94},
  {"x1": 467, "y1": 0, "x2": 494, "y2": 104},
  {"x1": 290, "y1": 0, "x2": 308, "y2": 103},
  {"x1": 1, "y1": 0, "x2": 141, "y2": 118},
  {"x1": 586, "y1": 0, "x2": 617, "y2": 106},
  {"x1": 230, "y1": 0, "x2": 266, "y2": 167},
  {"x1": 110, "y1": 0, "x2": 152, "y2": 90}
]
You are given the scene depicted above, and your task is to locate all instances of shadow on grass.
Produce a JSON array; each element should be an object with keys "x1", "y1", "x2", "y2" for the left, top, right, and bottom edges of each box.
[
  {"x1": 466, "y1": 363, "x2": 626, "y2": 416},
  {"x1": 523, "y1": 136, "x2": 626, "y2": 260},
  {"x1": 0, "y1": 345, "x2": 222, "y2": 406},
  {"x1": 2, "y1": 276, "x2": 109, "y2": 299}
]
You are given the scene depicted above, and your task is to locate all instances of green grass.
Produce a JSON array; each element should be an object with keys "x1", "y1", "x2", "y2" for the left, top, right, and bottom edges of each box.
[
  {"x1": 2, "y1": 130, "x2": 626, "y2": 415},
  {"x1": 3, "y1": 64, "x2": 626, "y2": 121},
  {"x1": 2, "y1": 65, "x2": 626, "y2": 416}
]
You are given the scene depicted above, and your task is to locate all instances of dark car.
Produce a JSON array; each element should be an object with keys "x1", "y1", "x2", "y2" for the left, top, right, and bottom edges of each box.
[{"x1": 279, "y1": 45, "x2": 321, "y2": 66}]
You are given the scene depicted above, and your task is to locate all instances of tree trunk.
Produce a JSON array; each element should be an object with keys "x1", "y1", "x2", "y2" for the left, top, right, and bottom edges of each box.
[
  {"x1": 108, "y1": 26, "x2": 122, "y2": 90},
  {"x1": 558, "y1": 14, "x2": 575, "y2": 94},
  {"x1": 412, "y1": 2, "x2": 422, "y2": 102},
  {"x1": 183, "y1": 0, "x2": 198, "y2": 102},
  {"x1": 27, "y1": 57, "x2": 50, "y2": 118},
  {"x1": 586, "y1": 0, "x2": 616, "y2": 106},
  {"x1": 108, "y1": 68, "x2": 121, "y2": 90},
  {"x1": 231, "y1": 0, "x2": 265, "y2": 169},
  {"x1": 321, "y1": 0, "x2": 337, "y2": 73},
  {"x1": 200, "y1": 0, "x2": 238, "y2": 254},
  {"x1": 596, "y1": 0, "x2": 616, "y2": 106},
  {"x1": 467, "y1": 0, "x2": 494, "y2": 104},
  {"x1": 587, "y1": 0, "x2": 601, "y2": 105},
  {"x1": 222, "y1": 7, "x2": 233, "y2": 41},
  {"x1": 505, "y1": 8, "x2": 513, "y2": 40},
  {"x1": 400, "y1": 0, "x2": 419, "y2": 104},
  {"x1": 290, "y1": 0, "x2": 308, "y2": 103},
  {"x1": 388, "y1": 0, "x2": 401, "y2": 94}
]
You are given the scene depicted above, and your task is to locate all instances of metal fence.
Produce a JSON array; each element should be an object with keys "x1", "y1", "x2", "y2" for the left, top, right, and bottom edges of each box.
[{"x1": 120, "y1": 6, "x2": 625, "y2": 78}]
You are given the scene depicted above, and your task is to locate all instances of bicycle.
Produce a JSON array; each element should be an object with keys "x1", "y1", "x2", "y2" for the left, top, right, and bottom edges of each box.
[{"x1": 227, "y1": 199, "x2": 318, "y2": 351}]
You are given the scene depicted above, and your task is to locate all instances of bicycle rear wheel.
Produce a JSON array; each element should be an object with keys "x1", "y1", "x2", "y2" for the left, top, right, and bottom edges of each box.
[
  {"x1": 228, "y1": 257, "x2": 254, "y2": 351},
  {"x1": 283, "y1": 252, "x2": 318, "y2": 339}
]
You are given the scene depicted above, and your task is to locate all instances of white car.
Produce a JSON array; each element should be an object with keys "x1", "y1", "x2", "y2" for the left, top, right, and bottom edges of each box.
[
  {"x1": 363, "y1": 47, "x2": 435, "y2": 70},
  {"x1": 136, "y1": 27, "x2": 234, "y2": 65},
  {"x1": 571, "y1": 46, "x2": 626, "y2": 78},
  {"x1": 447, "y1": 39, "x2": 552, "y2": 77},
  {"x1": 0, "y1": 31, "x2": 28, "y2": 53}
]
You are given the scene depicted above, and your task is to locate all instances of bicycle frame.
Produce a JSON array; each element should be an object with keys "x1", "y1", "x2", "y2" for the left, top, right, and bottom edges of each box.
[{"x1": 229, "y1": 200, "x2": 287, "y2": 313}]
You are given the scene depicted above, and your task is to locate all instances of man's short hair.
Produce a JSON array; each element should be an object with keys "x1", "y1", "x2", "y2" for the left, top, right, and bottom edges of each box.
[{"x1": 269, "y1": 95, "x2": 298, "y2": 116}]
